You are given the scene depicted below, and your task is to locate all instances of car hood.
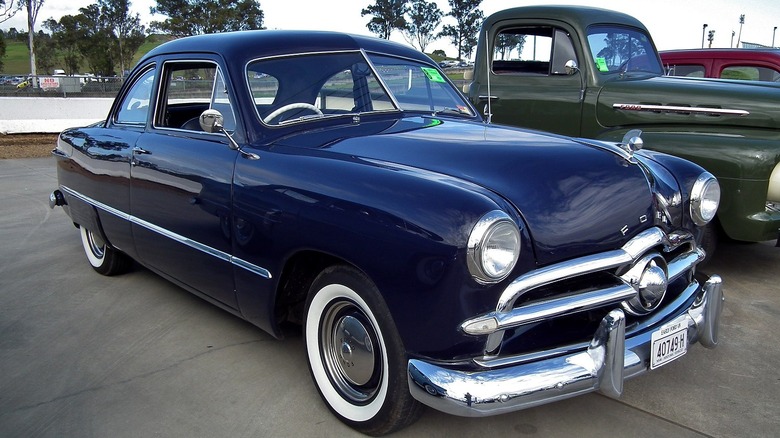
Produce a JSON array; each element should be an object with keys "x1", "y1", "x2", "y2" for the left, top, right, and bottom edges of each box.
[
  {"x1": 596, "y1": 75, "x2": 780, "y2": 130},
  {"x1": 273, "y1": 117, "x2": 656, "y2": 264}
]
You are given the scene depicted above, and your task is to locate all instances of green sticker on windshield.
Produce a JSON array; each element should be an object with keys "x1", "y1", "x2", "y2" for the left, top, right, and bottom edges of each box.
[
  {"x1": 595, "y1": 57, "x2": 609, "y2": 72},
  {"x1": 422, "y1": 67, "x2": 446, "y2": 83}
]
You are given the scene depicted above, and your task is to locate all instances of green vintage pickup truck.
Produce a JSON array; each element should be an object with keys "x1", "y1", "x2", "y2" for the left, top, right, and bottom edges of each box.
[{"x1": 464, "y1": 5, "x2": 780, "y2": 249}]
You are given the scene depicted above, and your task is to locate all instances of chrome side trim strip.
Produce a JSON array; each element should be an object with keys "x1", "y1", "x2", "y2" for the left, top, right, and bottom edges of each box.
[
  {"x1": 61, "y1": 185, "x2": 130, "y2": 221},
  {"x1": 612, "y1": 103, "x2": 749, "y2": 117},
  {"x1": 232, "y1": 257, "x2": 272, "y2": 279},
  {"x1": 60, "y1": 185, "x2": 272, "y2": 279}
]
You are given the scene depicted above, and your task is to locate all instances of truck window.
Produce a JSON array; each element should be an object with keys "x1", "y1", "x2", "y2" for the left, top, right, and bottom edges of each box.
[
  {"x1": 586, "y1": 25, "x2": 663, "y2": 75},
  {"x1": 666, "y1": 64, "x2": 705, "y2": 77},
  {"x1": 492, "y1": 27, "x2": 577, "y2": 76},
  {"x1": 492, "y1": 27, "x2": 552, "y2": 75}
]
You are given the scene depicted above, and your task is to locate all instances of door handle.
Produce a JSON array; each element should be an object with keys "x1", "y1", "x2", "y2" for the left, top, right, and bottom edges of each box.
[{"x1": 133, "y1": 147, "x2": 151, "y2": 155}]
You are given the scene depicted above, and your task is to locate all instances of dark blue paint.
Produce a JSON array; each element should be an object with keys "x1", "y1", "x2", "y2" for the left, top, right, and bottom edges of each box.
[{"x1": 54, "y1": 30, "x2": 709, "y2": 361}]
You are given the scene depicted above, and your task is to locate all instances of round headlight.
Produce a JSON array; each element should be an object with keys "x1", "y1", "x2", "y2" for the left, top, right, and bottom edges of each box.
[
  {"x1": 467, "y1": 211, "x2": 521, "y2": 284},
  {"x1": 690, "y1": 172, "x2": 720, "y2": 226}
]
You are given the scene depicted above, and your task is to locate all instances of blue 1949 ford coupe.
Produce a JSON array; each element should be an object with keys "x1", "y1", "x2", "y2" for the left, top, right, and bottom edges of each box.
[{"x1": 50, "y1": 30, "x2": 723, "y2": 435}]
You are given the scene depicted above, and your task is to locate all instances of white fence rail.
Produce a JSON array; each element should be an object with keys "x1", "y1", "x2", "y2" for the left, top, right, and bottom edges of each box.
[{"x1": 0, "y1": 97, "x2": 114, "y2": 134}]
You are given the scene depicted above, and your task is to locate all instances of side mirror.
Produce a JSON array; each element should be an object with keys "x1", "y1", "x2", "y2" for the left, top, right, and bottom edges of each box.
[
  {"x1": 463, "y1": 69, "x2": 474, "y2": 81},
  {"x1": 564, "y1": 60, "x2": 579, "y2": 75},
  {"x1": 199, "y1": 108, "x2": 224, "y2": 133}
]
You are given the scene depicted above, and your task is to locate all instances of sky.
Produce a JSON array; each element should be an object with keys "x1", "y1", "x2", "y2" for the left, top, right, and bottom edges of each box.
[{"x1": 3, "y1": 0, "x2": 780, "y2": 57}]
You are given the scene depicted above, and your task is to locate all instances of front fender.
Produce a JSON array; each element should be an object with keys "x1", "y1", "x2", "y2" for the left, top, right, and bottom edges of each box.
[{"x1": 597, "y1": 127, "x2": 780, "y2": 242}]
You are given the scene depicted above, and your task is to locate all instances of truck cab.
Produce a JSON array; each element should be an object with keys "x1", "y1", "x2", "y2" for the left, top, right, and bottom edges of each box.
[{"x1": 465, "y1": 5, "x2": 780, "y2": 247}]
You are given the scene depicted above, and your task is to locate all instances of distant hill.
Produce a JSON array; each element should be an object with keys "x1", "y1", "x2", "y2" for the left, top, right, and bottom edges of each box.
[{"x1": 1, "y1": 34, "x2": 173, "y2": 75}]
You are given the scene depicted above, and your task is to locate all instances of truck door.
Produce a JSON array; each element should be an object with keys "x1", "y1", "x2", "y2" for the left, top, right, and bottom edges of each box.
[{"x1": 477, "y1": 26, "x2": 584, "y2": 136}]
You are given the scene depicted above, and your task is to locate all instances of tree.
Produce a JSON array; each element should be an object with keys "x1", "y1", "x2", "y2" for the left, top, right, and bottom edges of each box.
[
  {"x1": 99, "y1": 0, "x2": 145, "y2": 75},
  {"x1": 0, "y1": 0, "x2": 22, "y2": 24},
  {"x1": 23, "y1": 0, "x2": 45, "y2": 85},
  {"x1": 0, "y1": 31, "x2": 5, "y2": 72},
  {"x1": 34, "y1": 30, "x2": 55, "y2": 74},
  {"x1": 495, "y1": 32, "x2": 525, "y2": 60},
  {"x1": 77, "y1": 4, "x2": 116, "y2": 76},
  {"x1": 44, "y1": 16, "x2": 83, "y2": 74},
  {"x1": 151, "y1": 0, "x2": 264, "y2": 37},
  {"x1": 402, "y1": 0, "x2": 441, "y2": 51},
  {"x1": 439, "y1": 0, "x2": 483, "y2": 60},
  {"x1": 361, "y1": 0, "x2": 408, "y2": 40}
]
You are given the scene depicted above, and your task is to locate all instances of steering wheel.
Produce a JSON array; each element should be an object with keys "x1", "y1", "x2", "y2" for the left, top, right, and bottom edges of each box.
[{"x1": 264, "y1": 103, "x2": 323, "y2": 124}]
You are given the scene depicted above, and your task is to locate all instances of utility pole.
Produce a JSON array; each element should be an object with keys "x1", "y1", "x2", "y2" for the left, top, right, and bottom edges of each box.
[
  {"x1": 731, "y1": 31, "x2": 735, "y2": 48},
  {"x1": 773, "y1": 26, "x2": 777, "y2": 48},
  {"x1": 702, "y1": 23, "x2": 708, "y2": 49},
  {"x1": 737, "y1": 14, "x2": 745, "y2": 48}
]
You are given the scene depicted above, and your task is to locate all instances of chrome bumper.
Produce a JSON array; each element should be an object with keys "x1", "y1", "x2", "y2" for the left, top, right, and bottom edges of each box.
[{"x1": 407, "y1": 275, "x2": 723, "y2": 417}]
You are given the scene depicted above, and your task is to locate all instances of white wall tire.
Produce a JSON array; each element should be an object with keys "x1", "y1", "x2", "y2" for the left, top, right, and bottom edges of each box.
[
  {"x1": 79, "y1": 226, "x2": 131, "y2": 276},
  {"x1": 304, "y1": 266, "x2": 421, "y2": 435}
]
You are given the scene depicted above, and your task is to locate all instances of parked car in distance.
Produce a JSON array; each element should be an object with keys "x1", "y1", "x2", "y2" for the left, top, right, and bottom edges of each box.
[
  {"x1": 661, "y1": 48, "x2": 780, "y2": 82},
  {"x1": 50, "y1": 30, "x2": 723, "y2": 436}
]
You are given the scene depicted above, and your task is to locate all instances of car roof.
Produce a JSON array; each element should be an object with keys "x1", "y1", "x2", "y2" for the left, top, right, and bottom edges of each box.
[
  {"x1": 660, "y1": 48, "x2": 780, "y2": 61},
  {"x1": 141, "y1": 30, "x2": 434, "y2": 66}
]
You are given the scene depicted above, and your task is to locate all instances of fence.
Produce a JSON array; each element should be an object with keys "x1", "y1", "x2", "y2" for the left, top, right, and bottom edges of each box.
[{"x1": 0, "y1": 75, "x2": 125, "y2": 98}]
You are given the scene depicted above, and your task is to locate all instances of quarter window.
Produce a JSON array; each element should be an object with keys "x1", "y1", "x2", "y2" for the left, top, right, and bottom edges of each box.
[{"x1": 115, "y1": 66, "x2": 156, "y2": 125}]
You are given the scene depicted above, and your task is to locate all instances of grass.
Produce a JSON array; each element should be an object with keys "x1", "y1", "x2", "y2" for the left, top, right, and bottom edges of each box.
[
  {"x1": 1, "y1": 40, "x2": 32, "y2": 74},
  {"x1": 1, "y1": 34, "x2": 172, "y2": 75}
]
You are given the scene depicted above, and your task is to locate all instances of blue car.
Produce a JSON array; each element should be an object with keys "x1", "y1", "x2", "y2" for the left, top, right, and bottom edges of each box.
[{"x1": 51, "y1": 30, "x2": 723, "y2": 435}]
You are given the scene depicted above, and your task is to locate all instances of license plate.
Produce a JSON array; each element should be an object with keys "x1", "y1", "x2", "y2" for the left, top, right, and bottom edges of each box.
[{"x1": 650, "y1": 317, "x2": 688, "y2": 369}]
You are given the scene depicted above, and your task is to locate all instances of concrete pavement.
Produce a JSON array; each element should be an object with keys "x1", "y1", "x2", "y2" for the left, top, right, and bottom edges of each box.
[{"x1": 1, "y1": 157, "x2": 778, "y2": 437}]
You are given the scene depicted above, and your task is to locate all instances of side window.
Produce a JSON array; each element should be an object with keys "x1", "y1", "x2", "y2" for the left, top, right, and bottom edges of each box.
[
  {"x1": 156, "y1": 61, "x2": 237, "y2": 132},
  {"x1": 721, "y1": 65, "x2": 780, "y2": 82},
  {"x1": 492, "y1": 27, "x2": 553, "y2": 75},
  {"x1": 115, "y1": 67, "x2": 156, "y2": 125},
  {"x1": 666, "y1": 64, "x2": 705, "y2": 77}
]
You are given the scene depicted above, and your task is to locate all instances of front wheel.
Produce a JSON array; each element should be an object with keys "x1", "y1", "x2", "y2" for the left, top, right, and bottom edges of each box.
[
  {"x1": 79, "y1": 226, "x2": 131, "y2": 276},
  {"x1": 304, "y1": 266, "x2": 422, "y2": 436}
]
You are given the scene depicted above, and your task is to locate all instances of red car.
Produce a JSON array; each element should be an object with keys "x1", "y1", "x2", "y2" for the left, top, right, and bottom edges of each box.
[{"x1": 660, "y1": 49, "x2": 780, "y2": 82}]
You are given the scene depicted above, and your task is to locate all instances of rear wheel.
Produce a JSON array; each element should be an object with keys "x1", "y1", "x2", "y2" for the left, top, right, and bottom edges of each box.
[
  {"x1": 79, "y1": 226, "x2": 131, "y2": 275},
  {"x1": 304, "y1": 266, "x2": 422, "y2": 436}
]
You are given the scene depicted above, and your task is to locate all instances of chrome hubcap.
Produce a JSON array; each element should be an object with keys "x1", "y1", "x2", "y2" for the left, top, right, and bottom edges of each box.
[{"x1": 321, "y1": 301, "x2": 380, "y2": 403}]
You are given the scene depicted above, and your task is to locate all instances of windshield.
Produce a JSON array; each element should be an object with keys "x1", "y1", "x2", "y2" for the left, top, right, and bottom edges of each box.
[
  {"x1": 246, "y1": 51, "x2": 472, "y2": 126},
  {"x1": 366, "y1": 54, "x2": 473, "y2": 116},
  {"x1": 586, "y1": 25, "x2": 663, "y2": 75}
]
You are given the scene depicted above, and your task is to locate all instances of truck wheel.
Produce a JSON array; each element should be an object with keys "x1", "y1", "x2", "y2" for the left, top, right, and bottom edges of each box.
[
  {"x1": 79, "y1": 226, "x2": 131, "y2": 276},
  {"x1": 304, "y1": 266, "x2": 422, "y2": 436},
  {"x1": 699, "y1": 222, "x2": 719, "y2": 266}
]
